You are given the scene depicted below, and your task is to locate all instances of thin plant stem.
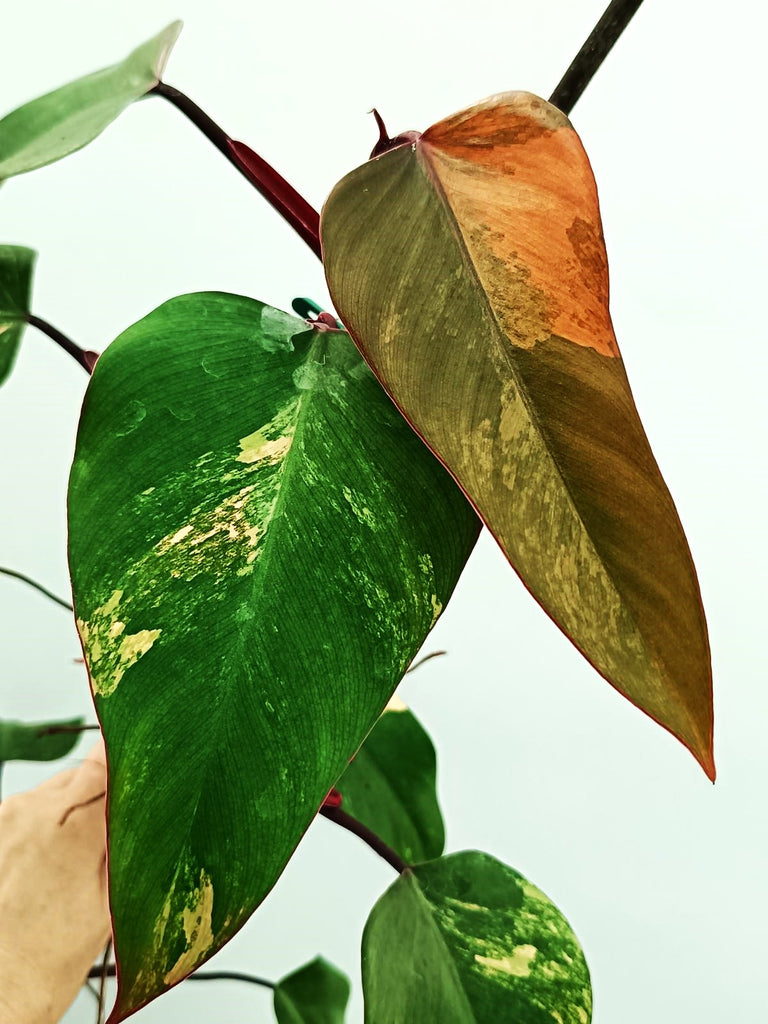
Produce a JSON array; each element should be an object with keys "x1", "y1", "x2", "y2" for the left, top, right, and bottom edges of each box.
[
  {"x1": 25, "y1": 314, "x2": 97, "y2": 374},
  {"x1": 36, "y1": 724, "x2": 100, "y2": 737},
  {"x1": 320, "y1": 804, "x2": 408, "y2": 874},
  {"x1": 0, "y1": 566, "x2": 73, "y2": 611},
  {"x1": 96, "y1": 939, "x2": 112, "y2": 1024},
  {"x1": 549, "y1": 0, "x2": 646, "y2": 115},
  {"x1": 149, "y1": 82, "x2": 321, "y2": 258},
  {"x1": 87, "y1": 964, "x2": 275, "y2": 990},
  {"x1": 407, "y1": 649, "x2": 446, "y2": 673},
  {"x1": 152, "y1": 0, "x2": 646, "y2": 263}
]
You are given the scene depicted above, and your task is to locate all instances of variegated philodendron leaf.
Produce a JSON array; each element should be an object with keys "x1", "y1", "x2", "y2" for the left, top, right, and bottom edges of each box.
[
  {"x1": 67, "y1": 292, "x2": 479, "y2": 1021},
  {"x1": 322, "y1": 90, "x2": 714, "y2": 778},
  {"x1": 362, "y1": 850, "x2": 591, "y2": 1023}
]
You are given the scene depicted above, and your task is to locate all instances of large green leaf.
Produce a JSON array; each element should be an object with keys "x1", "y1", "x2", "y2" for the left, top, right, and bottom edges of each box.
[
  {"x1": 0, "y1": 22, "x2": 181, "y2": 181},
  {"x1": 0, "y1": 245, "x2": 35, "y2": 384},
  {"x1": 322, "y1": 91, "x2": 714, "y2": 778},
  {"x1": 0, "y1": 717, "x2": 84, "y2": 762},
  {"x1": 274, "y1": 957, "x2": 350, "y2": 1024},
  {"x1": 362, "y1": 851, "x2": 591, "y2": 1023},
  {"x1": 67, "y1": 292, "x2": 479, "y2": 1021},
  {"x1": 336, "y1": 706, "x2": 444, "y2": 864}
]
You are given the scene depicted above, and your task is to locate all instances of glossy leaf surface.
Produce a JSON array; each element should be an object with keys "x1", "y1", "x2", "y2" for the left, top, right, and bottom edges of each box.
[
  {"x1": 322, "y1": 91, "x2": 713, "y2": 777},
  {"x1": 0, "y1": 245, "x2": 35, "y2": 384},
  {"x1": 67, "y1": 293, "x2": 479, "y2": 1020},
  {"x1": 0, "y1": 22, "x2": 181, "y2": 181},
  {"x1": 274, "y1": 957, "x2": 350, "y2": 1024},
  {"x1": 362, "y1": 850, "x2": 591, "y2": 1023},
  {"x1": 0, "y1": 717, "x2": 83, "y2": 762},
  {"x1": 336, "y1": 706, "x2": 444, "y2": 864}
]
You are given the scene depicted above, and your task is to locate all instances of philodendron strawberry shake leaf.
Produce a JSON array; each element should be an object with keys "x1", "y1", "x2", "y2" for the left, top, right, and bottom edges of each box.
[{"x1": 322, "y1": 91, "x2": 713, "y2": 778}]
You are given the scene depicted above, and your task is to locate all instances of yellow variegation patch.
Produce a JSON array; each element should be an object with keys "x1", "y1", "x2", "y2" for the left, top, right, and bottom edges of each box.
[
  {"x1": 77, "y1": 589, "x2": 161, "y2": 698},
  {"x1": 163, "y1": 870, "x2": 215, "y2": 985}
]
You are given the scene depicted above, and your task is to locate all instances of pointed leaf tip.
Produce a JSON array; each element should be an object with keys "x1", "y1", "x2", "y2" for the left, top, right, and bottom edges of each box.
[
  {"x1": 0, "y1": 22, "x2": 182, "y2": 181},
  {"x1": 321, "y1": 90, "x2": 713, "y2": 773},
  {"x1": 274, "y1": 957, "x2": 350, "y2": 1024}
]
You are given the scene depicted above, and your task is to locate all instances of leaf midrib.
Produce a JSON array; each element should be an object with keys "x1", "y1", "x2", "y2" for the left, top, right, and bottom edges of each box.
[
  {"x1": 414, "y1": 138, "x2": 650, "y2": 666},
  {"x1": 373, "y1": 869, "x2": 478, "y2": 1024},
  {"x1": 163, "y1": 325, "x2": 330, "y2": 832},
  {"x1": 114, "y1": 320, "x2": 334, "y2": 994}
]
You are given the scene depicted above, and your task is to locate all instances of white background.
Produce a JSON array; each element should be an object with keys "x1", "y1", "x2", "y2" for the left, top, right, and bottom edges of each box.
[{"x1": 1, "y1": 1, "x2": 766, "y2": 1021}]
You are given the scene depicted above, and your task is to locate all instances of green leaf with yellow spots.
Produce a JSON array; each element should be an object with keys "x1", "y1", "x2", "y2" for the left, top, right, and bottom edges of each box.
[
  {"x1": 0, "y1": 717, "x2": 84, "y2": 762},
  {"x1": 362, "y1": 850, "x2": 591, "y2": 1024},
  {"x1": 274, "y1": 957, "x2": 350, "y2": 1024},
  {"x1": 322, "y1": 91, "x2": 714, "y2": 779},
  {"x1": 0, "y1": 22, "x2": 181, "y2": 181},
  {"x1": 67, "y1": 292, "x2": 479, "y2": 1022},
  {"x1": 0, "y1": 245, "x2": 35, "y2": 384},
  {"x1": 336, "y1": 705, "x2": 444, "y2": 865}
]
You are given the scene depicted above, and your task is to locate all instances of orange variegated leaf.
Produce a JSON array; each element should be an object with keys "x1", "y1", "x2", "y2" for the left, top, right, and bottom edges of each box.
[{"x1": 321, "y1": 91, "x2": 714, "y2": 777}]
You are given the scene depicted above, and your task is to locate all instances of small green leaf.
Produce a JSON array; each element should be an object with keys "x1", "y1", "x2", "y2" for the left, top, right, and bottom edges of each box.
[
  {"x1": 0, "y1": 22, "x2": 181, "y2": 181},
  {"x1": 0, "y1": 245, "x2": 35, "y2": 384},
  {"x1": 362, "y1": 851, "x2": 592, "y2": 1024},
  {"x1": 274, "y1": 957, "x2": 350, "y2": 1024},
  {"x1": 0, "y1": 717, "x2": 84, "y2": 762},
  {"x1": 336, "y1": 706, "x2": 444, "y2": 864},
  {"x1": 67, "y1": 293, "x2": 479, "y2": 1021}
]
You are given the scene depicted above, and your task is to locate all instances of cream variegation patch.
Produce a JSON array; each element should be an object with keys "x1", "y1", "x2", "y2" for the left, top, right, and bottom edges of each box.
[
  {"x1": 236, "y1": 430, "x2": 293, "y2": 466},
  {"x1": 384, "y1": 693, "x2": 408, "y2": 712},
  {"x1": 474, "y1": 943, "x2": 537, "y2": 978},
  {"x1": 163, "y1": 870, "x2": 215, "y2": 985},
  {"x1": 77, "y1": 589, "x2": 161, "y2": 698}
]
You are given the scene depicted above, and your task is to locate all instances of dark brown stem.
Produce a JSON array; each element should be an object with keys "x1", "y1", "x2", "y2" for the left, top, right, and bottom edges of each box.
[
  {"x1": 0, "y1": 566, "x2": 73, "y2": 611},
  {"x1": 87, "y1": 964, "x2": 275, "y2": 990},
  {"x1": 37, "y1": 724, "x2": 100, "y2": 737},
  {"x1": 549, "y1": 0, "x2": 646, "y2": 115},
  {"x1": 407, "y1": 649, "x2": 446, "y2": 674},
  {"x1": 26, "y1": 315, "x2": 97, "y2": 374},
  {"x1": 149, "y1": 82, "x2": 321, "y2": 259},
  {"x1": 96, "y1": 939, "x2": 111, "y2": 1024},
  {"x1": 320, "y1": 804, "x2": 408, "y2": 874}
]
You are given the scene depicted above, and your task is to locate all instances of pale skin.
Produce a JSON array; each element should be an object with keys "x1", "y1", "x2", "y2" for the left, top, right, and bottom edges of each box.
[{"x1": 0, "y1": 741, "x2": 112, "y2": 1024}]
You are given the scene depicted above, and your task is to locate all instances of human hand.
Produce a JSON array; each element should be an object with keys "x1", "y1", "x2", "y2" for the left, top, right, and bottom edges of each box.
[{"x1": 0, "y1": 740, "x2": 111, "y2": 1024}]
